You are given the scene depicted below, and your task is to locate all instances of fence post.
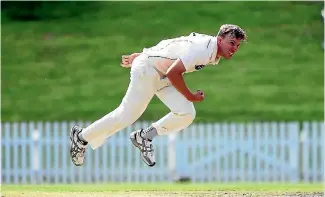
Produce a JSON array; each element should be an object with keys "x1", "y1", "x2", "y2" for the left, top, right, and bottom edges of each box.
[
  {"x1": 174, "y1": 129, "x2": 191, "y2": 182},
  {"x1": 168, "y1": 133, "x2": 176, "y2": 181},
  {"x1": 289, "y1": 122, "x2": 299, "y2": 183},
  {"x1": 32, "y1": 128, "x2": 40, "y2": 184}
]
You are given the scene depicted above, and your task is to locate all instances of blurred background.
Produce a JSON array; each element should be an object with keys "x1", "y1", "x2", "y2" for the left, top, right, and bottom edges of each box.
[{"x1": 1, "y1": 1, "x2": 324, "y2": 195}]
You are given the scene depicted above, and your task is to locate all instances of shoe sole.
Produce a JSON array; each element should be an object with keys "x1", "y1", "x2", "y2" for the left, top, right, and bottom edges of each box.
[
  {"x1": 69, "y1": 126, "x2": 83, "y2": 166},
  {"x1": 130, "y1": 132, "x2": 156, "y2": 167}
]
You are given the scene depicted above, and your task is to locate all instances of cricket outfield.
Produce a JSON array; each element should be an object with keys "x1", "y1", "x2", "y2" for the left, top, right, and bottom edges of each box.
[{"x1": 2, "y1": 183, "x2": 324, "y2": 197}]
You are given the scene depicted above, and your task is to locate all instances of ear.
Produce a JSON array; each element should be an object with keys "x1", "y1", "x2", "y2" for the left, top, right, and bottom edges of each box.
[{"x1": 217, "y1": 36, "x2": 222, "y2": 44}]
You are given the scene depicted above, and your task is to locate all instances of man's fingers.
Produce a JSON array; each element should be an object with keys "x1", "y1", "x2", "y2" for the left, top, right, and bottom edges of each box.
[
  {"x1": 122, "y1": 55, "x2": 129, "y2": 60},
  {"x1": 121, "y1": 54, "x2": 134, "y2": 68},
  {"x1": 121, "y1": 55, "x2": 130, "y2": 66},
  {"x1": 121, "y1": 63, "x2": 130, "y2": 68}
]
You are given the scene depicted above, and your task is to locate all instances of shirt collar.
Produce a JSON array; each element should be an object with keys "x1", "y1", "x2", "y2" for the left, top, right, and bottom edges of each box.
[{"x1": 209, "y1": 36, "x2": 221, "y2": 65}]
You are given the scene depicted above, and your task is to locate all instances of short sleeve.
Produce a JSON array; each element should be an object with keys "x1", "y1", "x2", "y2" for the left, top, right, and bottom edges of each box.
[{"x1": 179, "y1": 46, "x2": 208, "y2": 71}]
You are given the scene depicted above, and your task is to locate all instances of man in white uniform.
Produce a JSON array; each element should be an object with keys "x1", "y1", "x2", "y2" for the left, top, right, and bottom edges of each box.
[{"x1": 70, "y1": 24, "x2": 247, "y2": 167}]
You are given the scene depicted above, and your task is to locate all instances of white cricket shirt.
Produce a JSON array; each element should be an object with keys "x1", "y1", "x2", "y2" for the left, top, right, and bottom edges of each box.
[{"x1": 142, "y1": 32, "x2": 221, "y2": 74}]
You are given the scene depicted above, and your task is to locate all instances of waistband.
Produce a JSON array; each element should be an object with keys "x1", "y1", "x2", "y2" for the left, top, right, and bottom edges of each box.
[{"x1": 138, "y1": 53, "x2": 166, "y2": 78}]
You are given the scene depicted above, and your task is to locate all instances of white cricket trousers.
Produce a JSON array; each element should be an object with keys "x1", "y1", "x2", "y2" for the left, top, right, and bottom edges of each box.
[{"x1": 82, "y1": 54, "x2": 196, "y2": 149}]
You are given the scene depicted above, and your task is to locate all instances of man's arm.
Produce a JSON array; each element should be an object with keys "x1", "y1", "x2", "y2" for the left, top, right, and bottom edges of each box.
[{"x1": 166, "y1": 59, "x2": 204, "y2": 102}]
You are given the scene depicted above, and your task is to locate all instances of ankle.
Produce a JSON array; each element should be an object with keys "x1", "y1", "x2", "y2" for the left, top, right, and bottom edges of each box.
[
  {"x1": 77, "y1": 132, "x2": 88, "y2": 145},
  {"x1": 140, "y1": 126, "x2": 158, "y2": 141}
]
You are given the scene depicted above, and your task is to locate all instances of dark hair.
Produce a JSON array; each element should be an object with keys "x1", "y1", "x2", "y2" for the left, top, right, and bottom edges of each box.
[{"x1": 218, "y1": 24, "x2": 247, "y2": 41}]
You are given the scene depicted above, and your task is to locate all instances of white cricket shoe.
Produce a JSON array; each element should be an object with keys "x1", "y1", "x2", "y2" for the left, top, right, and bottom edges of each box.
[
  {"x1": 69, "y1": 126, "x2": 87, "y2": 166},
  {"x1": 130, "y1": 129, "x2": 156, "y2": 167}
]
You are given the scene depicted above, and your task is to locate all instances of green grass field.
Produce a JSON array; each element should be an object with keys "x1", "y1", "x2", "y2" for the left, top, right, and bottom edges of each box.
[
  {"x1": 2, "y1": 2, "x2": 324, "y2": 122},
  {"x1": 2, "y1": 183, "x2": 324, "y2": 197}
]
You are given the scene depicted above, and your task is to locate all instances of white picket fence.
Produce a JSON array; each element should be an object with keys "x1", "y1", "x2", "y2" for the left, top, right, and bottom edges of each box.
[{"x1": 1, "y1": 121, "x2": 324, "y2": 184}]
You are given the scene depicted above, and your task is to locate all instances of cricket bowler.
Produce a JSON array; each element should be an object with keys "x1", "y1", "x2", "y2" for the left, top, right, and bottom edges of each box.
[{"x1": 69, "y1": 24, "x2": 247, "y2": 167}]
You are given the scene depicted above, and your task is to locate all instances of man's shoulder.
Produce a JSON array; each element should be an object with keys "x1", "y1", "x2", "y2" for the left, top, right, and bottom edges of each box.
[
  {"x1": 160, "y1": 32, "x2": 212, "y2": 43},
  {"x1": 188, "y1": 32, "x2": 208, "y2": 36},
  {"x1": 186, "y1": 33, "x2": 215, "y2": 52},
  {"x1": 188, "y1": 32, "x2": 214, "y2": 43}
]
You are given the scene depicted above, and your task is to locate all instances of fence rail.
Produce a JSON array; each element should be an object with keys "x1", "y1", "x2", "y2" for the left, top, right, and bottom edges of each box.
[{"x1": 1, "y1": 121, "x2": 324, "y2": 184}]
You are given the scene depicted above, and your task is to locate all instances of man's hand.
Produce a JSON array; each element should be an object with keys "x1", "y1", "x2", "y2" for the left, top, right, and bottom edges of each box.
[
  {"x1": 121, "y1": 53, "x2": 141, "y2": 68},
  {"x1": 188, "y1": 90, "x2": 205, "y2": 102}
]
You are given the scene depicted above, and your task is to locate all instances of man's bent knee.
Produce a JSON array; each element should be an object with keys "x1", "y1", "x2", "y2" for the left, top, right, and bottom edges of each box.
[
  {"x1": 184, "y1": 106, "x2": 196, "y2": 121},
  {"x1": 173, "y1": 108, "x2": 196, "y2": 124}
]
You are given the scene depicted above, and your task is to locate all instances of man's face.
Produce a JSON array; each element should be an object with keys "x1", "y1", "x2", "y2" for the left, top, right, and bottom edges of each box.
[{"x1": 217, "y1": 34, "x2": 242, "y2": 59}]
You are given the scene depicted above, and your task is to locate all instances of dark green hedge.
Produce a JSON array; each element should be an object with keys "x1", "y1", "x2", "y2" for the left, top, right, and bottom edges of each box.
[{"x1": 2, "y1": 2, "x2": 99, "y2": 21}]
